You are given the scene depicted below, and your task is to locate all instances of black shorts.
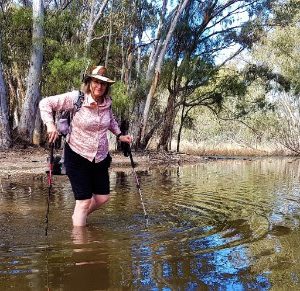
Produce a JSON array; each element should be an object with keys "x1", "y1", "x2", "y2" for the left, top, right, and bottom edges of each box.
[{"x1": 64, "y1": 143, "x2": 112, "y2": 200}]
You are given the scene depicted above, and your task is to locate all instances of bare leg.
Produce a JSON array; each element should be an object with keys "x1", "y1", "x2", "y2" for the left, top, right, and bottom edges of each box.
[
  {"x1": 72, "y1": 199, "x2": 91, "y2": 227},
  {"x1": 87, "y1": 194, "x2": 110, "y2": 215},
  {"x1": 72, "y1": 195, "x2": 109, "y2": 226},
  {"x1": 72, "y1": 226, "x2": 88, "y2": 245}
]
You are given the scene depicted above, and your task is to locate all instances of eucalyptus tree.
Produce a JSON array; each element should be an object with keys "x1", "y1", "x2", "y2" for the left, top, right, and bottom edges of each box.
[
  {"x1": 253, "y1": 0, "x2": 300, "y2": 93},
  {"x1": 85, "y1": 0, "x2": 110, "y2": 55},
  {"x1": 0, "y1": 32, "x2": 12, "y2": 149},
  {"x1": 1, "y1": 5, "x2": 32, "y2": 130},
  {"x1": 17, "y1": 0, "x2": 44, "y2": 143},
  {"x1": 0, "y1": 2, "x2": 12, "y2": 148},
  {"x1": 251, "y1": 0, "x2": 300, "y2": 153},
  {"x1": 136, "y1": 0, "x2": 191, "y2": 148},
  {"x1": 135, "y1": 0, "x2": 271, "y2": 150}
]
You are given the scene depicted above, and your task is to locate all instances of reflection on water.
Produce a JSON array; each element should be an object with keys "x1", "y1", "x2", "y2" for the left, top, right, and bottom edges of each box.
[{"x1": 1, "y1": 157, "x2": 300, "y2": 289}]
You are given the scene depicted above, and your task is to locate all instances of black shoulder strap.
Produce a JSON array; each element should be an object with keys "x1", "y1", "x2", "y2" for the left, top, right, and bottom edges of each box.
[
  {"x1": 74, "y1": 90, "x2": 84, "y2": 113},
  {"x1": 67, "y1": 91, "x2": 84, "y2": 135}
]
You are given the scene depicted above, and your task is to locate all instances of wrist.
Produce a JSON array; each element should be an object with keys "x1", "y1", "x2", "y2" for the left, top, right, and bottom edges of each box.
[{"x1": 116, "y1": 133, "x2": 122, "y2": 141}]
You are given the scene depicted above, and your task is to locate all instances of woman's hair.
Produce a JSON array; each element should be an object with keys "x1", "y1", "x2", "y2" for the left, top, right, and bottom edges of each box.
[{"x1": 81, "y1": 77, "x2": 111, "y2": 98}]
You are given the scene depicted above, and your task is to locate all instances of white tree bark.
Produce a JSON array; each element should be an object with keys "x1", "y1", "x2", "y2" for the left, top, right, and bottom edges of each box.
[
  {"x1": 0, "y1": 33, "x2": 12, "y2": 149},
  {"x1": 136, "y1": 33, "x2": 142, "y2": 81},
  {"x1": 18, "y1": 0, "x2": 44, "y2": 143},
  {"x1": 105, "y1": 0, "x2": 114, "y2": 67},
  {"x1": 121, "y1": 32, "x2": 125, "y2": 82},
  {"x1": 140, "y1": 0, "x2": 191, "y2": 143},
  {"x1": 85, "y1": 0, "x2": 110, "y2": 55},
  {"x1": 146, "y1": 0, "x2": 168, "y2": 81},
  {"x1": 33, "y1": 107, "x2": 42, "y2": 145}
]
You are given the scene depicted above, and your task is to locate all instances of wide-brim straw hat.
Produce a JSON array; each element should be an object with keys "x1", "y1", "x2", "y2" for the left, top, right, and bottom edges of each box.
[{"x1": 84, "y1": 65, "x2": 115, "y2": 84}]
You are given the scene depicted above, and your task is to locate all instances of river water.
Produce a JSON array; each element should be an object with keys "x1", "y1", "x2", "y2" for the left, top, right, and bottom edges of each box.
[{"x1": 1, "y1": 157, "x2": 300, "y2": 290}]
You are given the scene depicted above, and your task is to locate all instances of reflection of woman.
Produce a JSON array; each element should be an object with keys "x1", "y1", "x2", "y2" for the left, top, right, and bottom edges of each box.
[
  {"x1": 70, "y1": 226, "x2": 110, "y2": 289},
  {"x1": 39, "y1": 66, "x2": 132, "y2": 227}
]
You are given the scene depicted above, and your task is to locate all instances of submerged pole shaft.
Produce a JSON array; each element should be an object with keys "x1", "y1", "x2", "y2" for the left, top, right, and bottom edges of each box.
[{"x1": 128, "y1": 150, "x2": 148, "y2": 221}]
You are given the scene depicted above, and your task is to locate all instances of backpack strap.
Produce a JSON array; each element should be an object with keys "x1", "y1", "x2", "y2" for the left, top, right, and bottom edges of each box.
[
  {"x1": 74, "y1": 90, "x2": 84, "y2": 113},
  {"x1": 66, "y1": 91, "x2": 84, "y2": 140}
]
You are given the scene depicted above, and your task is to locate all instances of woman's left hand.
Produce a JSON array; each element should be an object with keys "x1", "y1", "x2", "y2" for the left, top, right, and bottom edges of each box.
[{"x1": 119, "y1": 135, "x2": 132, "y2": 144}]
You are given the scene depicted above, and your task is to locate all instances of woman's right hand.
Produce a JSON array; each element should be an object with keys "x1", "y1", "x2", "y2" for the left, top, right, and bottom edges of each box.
[{"x1": 46, "y1": 122, "x2": 59, "y2": 144}]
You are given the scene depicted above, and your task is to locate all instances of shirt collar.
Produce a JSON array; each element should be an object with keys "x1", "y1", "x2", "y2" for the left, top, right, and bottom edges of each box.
[{"x1": 84, "y1": 93, "x2": 112, "y2": 109}]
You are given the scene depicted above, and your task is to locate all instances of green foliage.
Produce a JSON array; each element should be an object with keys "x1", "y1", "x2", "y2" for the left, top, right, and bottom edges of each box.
[
  {"x1": 272, "y1": 0, "x2": 300, "y2": 26},
  {"x1": 218, "y1": 73, "x2": 247, "y2": 97},
  {"x1": 186, "y1": 67, "x2": 247, "y2": 113},
  {"x1": 238, "y1": 21, "x2": 265, "y2": 49},
  {"x1": 41, "y1": 10, "x2": 88, "y2": 95},
  {"x1": 179, "y1": 96, "x2": 280, "y2": 148},
  {"x1": 0, "y1": 0, "x2": 279, "y2": 149},
  {"x1": 111, "y1": 81, "x2": 132, "y2": 118},
  {"x1": 45, "y1": 10, "x2": 82, "y2": 44},
  {"x1": 182, "y1": 115, "x2": 195, "y2": 130},
  {"x1": 1, "y1": 7, "x2": 32, "y2": 65},
  {"x1": 244, "y1": 64, "x2": 291, "y2": 92},
  {"x1": 252, "y1": 1, "x2": 300, "y2": 94},
  {"x1": 44, "y1": 10, "x2": 84, "y2": 60},
  {"x1": 245, "y1": 0, "x2": 300, "y2": 154},
  {"x1": 44, "y1": 57, "x2": 89, "y2": 95}
]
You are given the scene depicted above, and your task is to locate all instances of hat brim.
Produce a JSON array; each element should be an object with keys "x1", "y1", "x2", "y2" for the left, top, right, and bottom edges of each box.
[{"x1": 85, "y1": 74, "x2": 115, "y2": 84}]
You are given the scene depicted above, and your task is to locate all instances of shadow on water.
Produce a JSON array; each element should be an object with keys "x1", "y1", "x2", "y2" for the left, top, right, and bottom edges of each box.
[{"x1": 1, "y1": 157, "x2": 300, "y2": 289}]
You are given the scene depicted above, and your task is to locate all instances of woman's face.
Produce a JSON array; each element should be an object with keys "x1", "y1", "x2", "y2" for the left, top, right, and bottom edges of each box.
[{"x1": 90, "y1": 78, "x2": 108, "y2": 100}]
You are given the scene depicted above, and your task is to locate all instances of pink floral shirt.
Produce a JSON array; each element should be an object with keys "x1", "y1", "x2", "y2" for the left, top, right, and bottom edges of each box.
[{"x1": 39, "y1": 90, "x2": 121, "y2": 162}]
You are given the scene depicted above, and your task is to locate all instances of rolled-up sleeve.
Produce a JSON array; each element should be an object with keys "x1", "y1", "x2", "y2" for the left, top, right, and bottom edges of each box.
[{"x1": 39, "y1": 91, "x2": 79, "y2": 124}]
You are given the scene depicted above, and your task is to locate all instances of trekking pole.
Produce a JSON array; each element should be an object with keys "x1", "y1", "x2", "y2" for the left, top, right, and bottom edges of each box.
[
  {"x1": 127, "y1": 147, "x2": 149, "y2": 225},
  {"x1": 45, "y1": 143, "x2": 54, "y2": 236}
]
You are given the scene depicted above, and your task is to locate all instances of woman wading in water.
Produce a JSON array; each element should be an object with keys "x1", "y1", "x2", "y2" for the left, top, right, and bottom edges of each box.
[{"x1": 39, "y1": 65, "x2": 132, "y2": 226}]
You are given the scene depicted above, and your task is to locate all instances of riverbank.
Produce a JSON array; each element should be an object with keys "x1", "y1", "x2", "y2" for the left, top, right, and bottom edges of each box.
[
  {"x1": 0, "y1": 146, "x2": 207, "y2": 179},
  {"x1": 1, "y1": 144, "x2": 294, "y2": 180}
]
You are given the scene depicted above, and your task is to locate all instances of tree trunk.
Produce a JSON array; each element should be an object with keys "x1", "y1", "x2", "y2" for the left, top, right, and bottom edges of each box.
[
  {"x1": 85, "y1": 0, "x2": 110, "y2": 55},
  {"x1": 157, "y1": 93, "x2": 176, "y2": 151},
  {"x1": 105, "y1": 0, "x2": 114, "y2": 67},
  {"x1": 124, "y1": 12, "x2": 135, "y2": 92},
  {"x1": 177, "y1": 104, "x2": 192, "y2": 152},
  {"x1": 177, "y1": 103, "x2": 186, "y2": 152},
  {"x1": 125, "y1": 45, "x2": 133, "y2": 92},
  {"x1": 136, "y1": 33, "x2": 142, "y2": 83},
  {"x1": 120, "y1": 32, "x2": 125, "y2": 82},
  {"x1": 33, "y1": 108, "x2": 42, "y2": 145},
  {"x1": 0, "y1": 33, "x2": 12, "y2": 149},
  {"x1": 146, "y1": 0, "x2": 168, "y2": 81},
  {"x1": 138, "y1": 0, "x2": 190, "y2": 147},
  {"x1": 18, "y1": 0, "x2": 44, "y2": 144},
  {"x1": 136, "y1": 71, "x2": 160, "y2": 148},
  {"x1": 12, "y1": 62, "x2": 26, "y2": 107}
]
